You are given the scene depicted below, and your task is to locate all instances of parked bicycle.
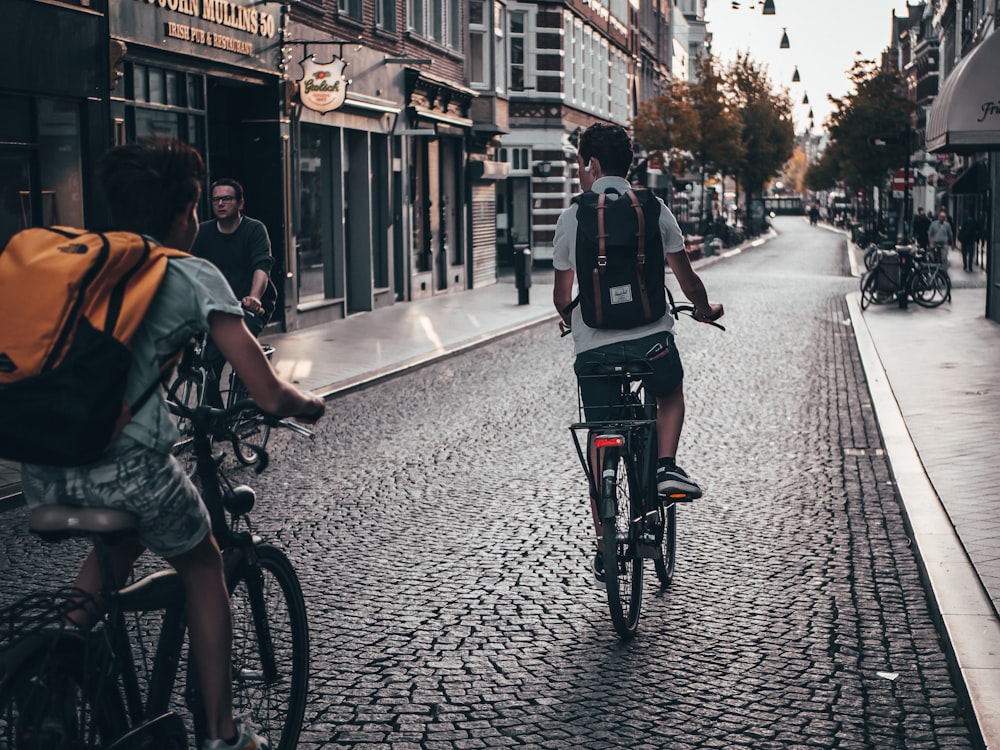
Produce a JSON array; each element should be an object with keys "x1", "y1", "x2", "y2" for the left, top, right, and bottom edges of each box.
[
  {"x1": 170, "y1": 334, "x2": 276, "y2": 468},
  {"x1": 0, "y1": 398, "x2": 313, "y2": 750},
  {"x1": 860, "y1": 244, "x2": 951, "y2": 310},
  {"x1": 567, "y1": 302, "x2": 724, "y2": 639}
]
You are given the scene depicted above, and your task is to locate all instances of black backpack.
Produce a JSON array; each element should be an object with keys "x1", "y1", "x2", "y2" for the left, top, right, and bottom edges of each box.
[{"x1": 570, "y1": 188, "x2": 667, "y2": 330}]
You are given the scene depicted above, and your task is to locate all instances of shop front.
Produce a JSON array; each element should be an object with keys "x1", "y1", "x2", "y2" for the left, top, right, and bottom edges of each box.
[
  {"x1": 926, "y1": 29, "x2": 1000, "y2": 323},
  {"x1": 283, "y1": 31, "x2": 402, "y2": 328},
  {"x1": 107, "y1": 0, "x2": 289, "y2": 326},
  {"x1": 0, "y1": 0, "x2": 106, "y2": 249}
]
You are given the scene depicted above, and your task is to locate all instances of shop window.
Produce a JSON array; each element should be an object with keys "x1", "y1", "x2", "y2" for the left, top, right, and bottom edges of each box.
[{"x1": 124, "y1": 64, "x2": 206, "y2": 154}]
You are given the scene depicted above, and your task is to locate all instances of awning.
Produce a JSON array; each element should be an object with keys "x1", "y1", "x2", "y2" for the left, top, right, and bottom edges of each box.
[{"x1": 926, "y1": 31, "x2": 1000, "y2": 153}]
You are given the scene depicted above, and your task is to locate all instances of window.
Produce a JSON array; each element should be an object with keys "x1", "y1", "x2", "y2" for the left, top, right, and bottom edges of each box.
[
  {"x1": 494, "y1": 2, "x2": 507, "y2": 93},
  {"x1": 509, "y1": 10, "x2": 526, "y2": 91},
  {"x1": 377, "y1": 0, "x2": 396, "y2": 31},
  {"x1": 340, "y1": 0, "x2": 362, "y2": 20},
  {"x1": 469, "y1": 0, "x2": 488, "y2": 86},
  {"x1": 124, "y1": 63, "x2": 206, "y2": 156},
  {"x1": 408, "y1": 0, "x2": 461, "y2": 50}
]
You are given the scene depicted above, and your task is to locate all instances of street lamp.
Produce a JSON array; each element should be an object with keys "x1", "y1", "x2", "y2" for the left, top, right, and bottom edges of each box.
[
  {"x1": 762, "y1": 0, "x2": 776, "y2": 14},
  {"x1": 802, "y1": 92, "x2": 809, "y2": 104},
  {"x1": 780, "y1": 28, "x2": 790, "y2": 48},
  {"x1": 792, "y1": 66, "x2": 800, "y2": 82}
]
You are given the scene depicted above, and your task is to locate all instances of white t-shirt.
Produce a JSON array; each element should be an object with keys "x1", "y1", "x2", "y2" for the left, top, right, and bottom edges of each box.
[{"x1": 552, "y1": 176, "x2": 685, "y2": 354}]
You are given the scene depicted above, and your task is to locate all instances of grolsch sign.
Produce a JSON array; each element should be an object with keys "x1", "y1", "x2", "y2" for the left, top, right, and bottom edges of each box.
[{"x1": 298, "y1": 56, "x2": 348, "y2": 113}]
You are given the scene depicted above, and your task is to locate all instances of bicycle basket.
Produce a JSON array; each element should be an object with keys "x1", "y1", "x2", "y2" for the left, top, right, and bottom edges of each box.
[
  {"x1": 576, "y1": 360, "x2": 656, "y2": 425},
  {"x1": 0, "y1": 588, "x2": 96, "y2": 649}
]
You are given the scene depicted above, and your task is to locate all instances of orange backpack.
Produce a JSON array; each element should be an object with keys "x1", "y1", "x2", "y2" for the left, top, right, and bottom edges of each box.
[{"x1": 0, "y1": 227, "x2": 188, "y2": 465}]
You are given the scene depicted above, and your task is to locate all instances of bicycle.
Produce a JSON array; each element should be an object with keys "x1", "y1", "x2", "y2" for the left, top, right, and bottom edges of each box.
[
  {"x1": 0, "y1": 398, "x2": 313, "y2": 750},
  {"x1": 171, "y1": 335, "x2": 277, "y2": 468},
  {"x1": 860, "y1": 245, "x2": 951, "y2": 310},
  {"x1": 565, "y1": 303, "x2": 723, "y2": 639}
]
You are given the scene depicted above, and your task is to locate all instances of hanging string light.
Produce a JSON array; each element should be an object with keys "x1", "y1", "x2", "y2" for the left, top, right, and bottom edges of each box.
[
  {"x1": 780, "y1": 28, "x2": 790, "y2": 48},
  {"x1": 762, "y1": 0, "x2": 776, "y2": 14},
  {"x1": 792, "y1": 66, "x2": 801, "y2": 82},
  {"x1": 802, "y1": 92, "x2": 809, "y2": 104}
]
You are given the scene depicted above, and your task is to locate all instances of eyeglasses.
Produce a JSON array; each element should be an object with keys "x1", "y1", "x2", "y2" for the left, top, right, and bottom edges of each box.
[{"x1": 212, "y1": 195, "x2": 237, "y2": 204}]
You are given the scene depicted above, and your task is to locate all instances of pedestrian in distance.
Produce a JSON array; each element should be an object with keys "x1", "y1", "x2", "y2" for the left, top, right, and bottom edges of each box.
[
  {"x1": 927, "y1": 208, "x2": 954, "y2": 267},
  {"x1": 958, "y1": 211, "x2": 981, "y2": 272},
  {"x1": 911, "y1": 207, "x2": 931, "y2": 250},
  {"x1": 553, "y1": 122, "x2": 723, "y2": 582},
  {"x1": 19, "y1": 136, "x2": 325, "y2": 750},
  {"x1": 192, "y1": 177, "x2": 275, "y2": 407}
]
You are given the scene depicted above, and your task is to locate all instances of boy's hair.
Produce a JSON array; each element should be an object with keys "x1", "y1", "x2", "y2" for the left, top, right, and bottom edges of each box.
[
  {"x1": 210, "y1": 177, "x2": 244, "y2": 203},
  {"x1": 578, "y1": 123, "x2": 633, "y2": 178},
  {"x1": 96, "y1": 136, "x2": 205, "y2": 241}
]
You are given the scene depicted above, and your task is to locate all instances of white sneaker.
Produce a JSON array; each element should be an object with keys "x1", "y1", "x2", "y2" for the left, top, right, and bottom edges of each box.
[{"x1": 201, "y1": 718, "x2": 270, "y2": 750}]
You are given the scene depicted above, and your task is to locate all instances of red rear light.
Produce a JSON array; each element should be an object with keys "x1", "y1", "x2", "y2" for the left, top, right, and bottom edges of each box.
[{"x1": 593, "y1": 434, "x2": 625, "y2": 448}]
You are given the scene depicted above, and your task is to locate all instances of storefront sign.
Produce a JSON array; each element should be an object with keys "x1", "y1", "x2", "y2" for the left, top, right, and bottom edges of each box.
[
  {"x1": 111, "y1": 0, "x2": 277, "y2": 71},
  {"x1": 298, "y1": 56, "x2": 348, "y2": 113}
]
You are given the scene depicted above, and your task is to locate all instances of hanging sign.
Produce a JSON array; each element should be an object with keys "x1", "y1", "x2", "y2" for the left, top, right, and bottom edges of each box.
[{"x1": 298, "y1": 56, "x2": 348, "y2": 113}]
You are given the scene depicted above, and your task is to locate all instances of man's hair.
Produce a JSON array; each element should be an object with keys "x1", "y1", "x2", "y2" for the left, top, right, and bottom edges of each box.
[
  {"x1": 210, "y1": 177, "x2": 244, "y2": 203},
  {"x1": 578, "y1": 123, "x2": 633, "y2": 178},
  {"x1": 96, "y1": 136, "x2": 205, "y2": 240}
]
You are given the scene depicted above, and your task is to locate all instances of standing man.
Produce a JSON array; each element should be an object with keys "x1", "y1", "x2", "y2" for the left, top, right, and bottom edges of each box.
[
  {"x1": 553, "y1": 122, "x2": 723, "y2": 581},
  {"x1": 912, "y1": 207, "x2": 931, "y2": 249},
  {"x1": 927, "y1": 208, "x2": 954, "y2": 266},
  {"x1": 193, "y1": 178, "x2": 275, "y2": 405}
]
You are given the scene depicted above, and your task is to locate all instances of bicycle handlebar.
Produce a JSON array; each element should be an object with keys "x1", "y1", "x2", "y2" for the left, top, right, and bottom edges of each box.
[{"x1": 166, "y1": 392, "x2": 316, "y2": 441}]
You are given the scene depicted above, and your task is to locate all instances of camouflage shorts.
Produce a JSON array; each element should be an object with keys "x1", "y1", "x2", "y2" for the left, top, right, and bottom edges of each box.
[{"x1": 21, "y1": 437, "x2": 211, "y2": 559}]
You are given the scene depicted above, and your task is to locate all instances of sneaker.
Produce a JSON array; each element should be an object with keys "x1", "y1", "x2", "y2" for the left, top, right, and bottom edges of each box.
[
  {"x1": 656, "y1": 465, "x2": 703, "y2": 501},
  {"x1": 591, "y1": 550, "x2": 605, "y2": 583},
  {"x1": 202, "y1": 718, "x2": 270, "y2": 750}
]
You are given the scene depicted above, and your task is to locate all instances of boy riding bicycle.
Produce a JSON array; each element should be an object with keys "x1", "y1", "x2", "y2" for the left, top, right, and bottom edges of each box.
[
  {"x1": 552, "y1": 123, "x2": 723, "y2": 581},
  {"x1": 18, "y1": 137, "x2": 325, "y2": 750}
]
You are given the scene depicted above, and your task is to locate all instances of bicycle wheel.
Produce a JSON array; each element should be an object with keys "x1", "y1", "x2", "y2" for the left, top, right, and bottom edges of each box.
[
  {"x1": 860, "y1": 271, "x2": 894, "y2": 310},
  {"x1": 654, "y1": 503, "x2": 677, "y2": 587},
  {"x1": 601, "y1": 448, "x2": 644, "y2": 640},
  {"x1": 0, "y1": 634, "x2": 126, "y2": 750},
  {"x1": 911, "y1": 268, "x2": 951, "y2": 308},
  {"x1": 169, "y1": 373, "x2": 206, "y2": 476},
  {"x1": 227, "y1": 374, "x2": 271, "y2": 466},
  {"x1": 227, "y1": 544, "x2": 309, "y2": 750}
]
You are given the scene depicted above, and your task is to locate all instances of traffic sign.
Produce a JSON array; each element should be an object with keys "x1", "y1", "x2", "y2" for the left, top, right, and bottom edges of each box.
[{"x1": 891, "y1": 169, "x2": 915, "y2": 191}]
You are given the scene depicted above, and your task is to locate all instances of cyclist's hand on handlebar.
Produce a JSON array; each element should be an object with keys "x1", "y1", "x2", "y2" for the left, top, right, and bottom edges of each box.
[
  {"x1": 294, "y1": 394, "x2": 326, "y2": 425},
  {"x1": 693, "y1": 303, "x2": 724, "y2": 324}
]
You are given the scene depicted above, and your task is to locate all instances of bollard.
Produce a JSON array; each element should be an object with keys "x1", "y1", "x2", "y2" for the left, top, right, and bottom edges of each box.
[{"x1": 513, "y1": 243, "x2": 532, "y2": 305}]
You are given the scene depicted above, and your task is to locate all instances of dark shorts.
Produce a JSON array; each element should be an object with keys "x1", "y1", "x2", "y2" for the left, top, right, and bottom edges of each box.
[{"x1": 573, "y1": 331, "x2": 684, "y2": 421}]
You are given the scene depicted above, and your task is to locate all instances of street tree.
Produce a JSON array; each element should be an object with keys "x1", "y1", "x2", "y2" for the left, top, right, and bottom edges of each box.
[
  {"x1": 724, "y1": 52, "x2": 795, "y2": 227},
  {"x1": 820, "y1": 58, "x2": 914, "y2": 231},
  {"x1": 632, "y1": 82, "x2": 700, "y2": 176}
]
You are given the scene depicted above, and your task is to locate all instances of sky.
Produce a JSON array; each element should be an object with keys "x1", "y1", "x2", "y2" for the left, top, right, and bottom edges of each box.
[{"x1": 703, "y1": 0, "x2": 916, "y2": 133}]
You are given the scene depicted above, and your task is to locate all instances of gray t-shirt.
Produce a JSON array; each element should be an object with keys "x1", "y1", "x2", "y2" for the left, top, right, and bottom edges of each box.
[
  {"x1": 121, "y1": 256, "x2": 244, "y2": 452},
  {"x1": 553, "y1": 176, "x2": 685, "y2": 354}
]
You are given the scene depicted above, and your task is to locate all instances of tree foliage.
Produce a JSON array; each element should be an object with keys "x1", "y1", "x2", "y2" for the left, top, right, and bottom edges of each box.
[
  {"x1": 808, "y1": 58, "x2": 914, "y2": 192},
  {"x1": 724, "y1": 52, "x2": 795, "y2": 204},
  {"x1": 632, "y1": 82, "x2": 700, "y2": 174}
]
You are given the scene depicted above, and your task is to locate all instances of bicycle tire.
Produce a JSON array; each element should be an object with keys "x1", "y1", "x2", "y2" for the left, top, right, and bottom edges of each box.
[
  {"x1": 601, "y1": 448, "x2": 643, "y2": 640},
  {"x1": 169, "y1": 373, "x2": 206, "y2": 477},
  {"x1": 227, "y1": 544, "x2": 309, "y2": 750},
  {"x1": 0, "y1": 632, "x2": 127, "y2": 750},
  {"x1": 654, "y1": 503, "x2": 677, "y2": 587},
  {"x1": 227, "y1": 375, "x2": 271, "y2": 466},
  {"x1": 860, "y1": 271, "x2": 894, "y2": 310},
  {"x1": 911, "y1": 268, "x2": 951, "y2": 308}
]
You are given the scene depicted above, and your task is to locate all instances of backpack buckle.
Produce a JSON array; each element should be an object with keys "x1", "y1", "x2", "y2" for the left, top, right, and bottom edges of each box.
[{"x1": 597, "y1": 256, "x2": 607, "y2": 267}]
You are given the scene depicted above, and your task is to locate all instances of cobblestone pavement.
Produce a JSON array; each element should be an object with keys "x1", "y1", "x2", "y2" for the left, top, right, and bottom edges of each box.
[{"x1": 0, "y1": 219, "x2": 977, "y2": 748}]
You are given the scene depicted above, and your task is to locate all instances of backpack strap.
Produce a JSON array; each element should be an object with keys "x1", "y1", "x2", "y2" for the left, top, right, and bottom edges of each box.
[
  {"x1": 625, "y1": 190, "x2": 653, "y2": 322},
  {"x1": 592, "y1": 193, "x2": 608, "y2": 327}
]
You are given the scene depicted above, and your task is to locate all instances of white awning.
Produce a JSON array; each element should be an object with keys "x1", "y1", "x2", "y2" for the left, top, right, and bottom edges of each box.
[{"x1": 926, "y1": 30, "x2": 1000, "y2": 153}]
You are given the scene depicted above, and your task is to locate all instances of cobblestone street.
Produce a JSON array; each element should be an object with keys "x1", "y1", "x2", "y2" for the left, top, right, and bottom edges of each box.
[{"x1": 0, "y1": 219, "x2": 978, "y2": 748}]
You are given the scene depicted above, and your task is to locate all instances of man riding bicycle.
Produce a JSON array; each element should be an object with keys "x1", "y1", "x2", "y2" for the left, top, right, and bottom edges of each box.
[
  {"x1": 552, "y1": 123, "x2": 723, "y2": 582},
  {"x1": 19, "y1": 137, "x2": 325, "y2": 750}
]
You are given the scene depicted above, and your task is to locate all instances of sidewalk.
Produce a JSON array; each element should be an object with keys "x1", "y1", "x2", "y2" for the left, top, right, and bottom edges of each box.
[
  {"x1": 1, "y1": 238, "x2": 997, "y2": 745},
  {"x1": 847, "y1": 278, "x2": 1000, "y2": 749}
]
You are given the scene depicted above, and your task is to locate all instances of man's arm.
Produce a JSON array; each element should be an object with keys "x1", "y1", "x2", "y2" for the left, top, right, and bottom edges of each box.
[
  {"x1": 208, "y1": 311, "x2": 324, "y2": 422},
  {"x1": 554, "y1": 268, "x2": 575, "y2": 327},
  {"x1": 665, "y1": 251, "x2": 723, "y2": 323}
]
